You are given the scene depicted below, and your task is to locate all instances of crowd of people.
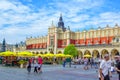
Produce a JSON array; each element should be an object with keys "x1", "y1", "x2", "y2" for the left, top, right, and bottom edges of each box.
[
  {"x1": 72, "y1": 57, "x2": 101, "y2": 70},
  {"x1": 26, "y1": 54, "x2": 120, "y2": 80},
  {"x1": 65, "y1": 54, "x2": 120, "y2": 80}
]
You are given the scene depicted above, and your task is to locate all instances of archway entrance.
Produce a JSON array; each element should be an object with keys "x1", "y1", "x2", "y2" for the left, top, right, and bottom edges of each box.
[
  {"x1": 101, "y1": 49, "x2": 109, "y2": 59},
  {"x1": 111, "y1": 49, "x2": 119, "y2": 59},
  {"x1": 78, "y1": 50, "x2": 83, "y2": 58},
  {"x1": 44, "y1": 51, "x2": 47, "y2": 54},
  {"x1": 32, "y1": 52, "x2": 35, "y2": 54},
  {"x1": 84, "y1": 50, "x2": 91, "y2": 55},
  {"x1": 50, "y1": 51, "x2": 54, "y2": 54},
  {"x1": 36, "y1": 52, "x2": 39, "y2": 54},
  {"x1": 58, "y1": 51, "x2": 62, "y2": 54},
  {"x1": 92, "y1": 50, "x2": 99, "y2": 58},
  {"x1": 40, "y1": 52, "x2": 43, "y2": 54}
]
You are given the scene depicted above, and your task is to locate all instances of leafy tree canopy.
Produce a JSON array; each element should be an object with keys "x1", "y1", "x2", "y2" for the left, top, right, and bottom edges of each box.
[{"x1": 64, "y1": 44, "x2": 78, "y2": 57}]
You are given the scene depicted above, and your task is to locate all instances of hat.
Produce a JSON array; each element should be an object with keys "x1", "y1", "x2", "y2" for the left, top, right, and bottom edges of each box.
[
  {"x1": 114, "y1": 54, "x2": 120, "y2": 57},
  {"x1": 104, "y1": 54, "x2": 109, "y2": 58}
]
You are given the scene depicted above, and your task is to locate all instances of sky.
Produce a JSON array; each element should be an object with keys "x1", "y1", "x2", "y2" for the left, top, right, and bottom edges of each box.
[{"x1": 0, "y1": 0, "x2": 120, "y2": 44}]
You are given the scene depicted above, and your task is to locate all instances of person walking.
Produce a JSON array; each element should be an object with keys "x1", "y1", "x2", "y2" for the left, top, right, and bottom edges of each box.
[
  {"x1": 27, "y1": 58, "x2": 32, "y2": 74},
  {"x1": 62, "y1": 57, "x2": 66, "y2": 67},
  {"x1": 66, "y1": 57, "x2": 72, "y2": 68},
  {"x1": 84, "y1": 57, "x2": 88, "y2": 70},
  {"x1": 99, "y1": 54, "x2": 111, "y2": 80},
  {"x1": 33, "y1": 60, "x2": 38, "y2": 73},
  {"x1": 115, "y1": 54, "x2": 120, "y2": 80},
  {"x1": 90, "y1": 58, "x2": 94, "y2": 68},
  {"x1": 37, "y1": 56, "x2": 43, "y2": 73}
]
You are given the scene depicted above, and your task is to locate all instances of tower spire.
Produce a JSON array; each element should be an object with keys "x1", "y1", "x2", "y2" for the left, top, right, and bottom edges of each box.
[
  {"x1": 60, "y1": 13, "x2": 62, "y2": 17},
  {"x1": 59, "y1": 13, "x2": 63, "y2": 22},
  {"x1": 51, "y1": 20, "x2": 54, "y2": 26},
  {"x1": 58, "y1": 14, "x2": 66, "y2": 31},
  {"x1": 2, "y1": 38, "x2": 6, "y2": 52}
]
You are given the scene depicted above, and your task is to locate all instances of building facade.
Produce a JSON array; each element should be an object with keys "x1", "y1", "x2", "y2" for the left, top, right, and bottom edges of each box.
[
  {"x1": 13, "y1": 41, "x2": 26, "y2": 52},
  {"x1": 26, "y1": 15, "x2": 120, "y2": 59}
]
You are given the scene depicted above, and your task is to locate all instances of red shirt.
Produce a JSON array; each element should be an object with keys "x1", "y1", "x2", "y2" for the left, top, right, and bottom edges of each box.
[{"x1": 38, "y1": 57, "x2": 42, "y2": 64}]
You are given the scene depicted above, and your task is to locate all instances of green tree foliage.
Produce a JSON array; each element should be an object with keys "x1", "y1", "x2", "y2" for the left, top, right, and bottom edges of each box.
[{"x1": 64, "y1": 44, "x2": 78, "y2": 57}]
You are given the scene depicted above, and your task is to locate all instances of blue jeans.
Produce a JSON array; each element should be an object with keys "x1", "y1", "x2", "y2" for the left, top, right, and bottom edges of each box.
[{"x1": 63, "y1": 61, "x2": 66, "y2": 67}]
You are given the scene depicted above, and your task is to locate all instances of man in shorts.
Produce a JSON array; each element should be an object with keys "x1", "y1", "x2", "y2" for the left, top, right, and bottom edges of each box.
[{"x1": 99, "y1": 54, "x2": 111, "y2": 80}]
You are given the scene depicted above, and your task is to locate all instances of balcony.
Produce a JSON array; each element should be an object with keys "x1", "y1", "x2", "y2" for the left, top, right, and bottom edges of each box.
[
  {"x1": 75, "y1": 44, "x2": 120, "y2": 48},
  {"x1": 26, "y1": 48, "x2": 47, "y2": 50}
]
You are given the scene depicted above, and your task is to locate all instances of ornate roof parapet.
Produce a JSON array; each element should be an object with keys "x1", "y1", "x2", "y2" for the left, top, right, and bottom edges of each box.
[
  {"x1": 67, "y1": 26, "x2": 70, "y2": 30},
  {"x1": 115, "y1": 23, "x2": 119, "y2": 28},
  {"x1": 90, "y1": 27, "x2": 94, "y2": 31},
  {"x1": 104, "y1": 24, "x2": 110, "y2": 29},
  {"x1": 106, "y1": 24, "x2": 109, "y2": 27},
  {"x1": 83, "y1": 28, "x2": 87, "y2": 32},
  {"x1": 51, "y1": 20, "x2": 55, "y2": 27},
  {"x1": 49, "y1": 20, "x2": 56, "y2": 28},
  {"x1": 98, "y1": 26, "x2": 101, "y2": 30},
  {"x1": 115, "y1": 23, "x2": 118, "y2": 26}
]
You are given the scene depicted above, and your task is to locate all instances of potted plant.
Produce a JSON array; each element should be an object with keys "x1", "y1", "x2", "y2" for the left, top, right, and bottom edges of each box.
[{"x1": 18, "y1": 60, "x2": 26, "y2": 68}]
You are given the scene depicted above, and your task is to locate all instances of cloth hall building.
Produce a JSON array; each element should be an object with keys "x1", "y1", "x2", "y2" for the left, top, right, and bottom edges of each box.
[{"x1": 26, "y1": 14, "x2": 120, "y2": 59}]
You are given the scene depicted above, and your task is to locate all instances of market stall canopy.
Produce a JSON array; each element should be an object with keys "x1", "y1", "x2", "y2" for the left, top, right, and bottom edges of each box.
[
  {"x1": 36, "y1": 54, "x2": 43, "y2": 58},
  {"x1": 83, "y1": 54, "x2": 92, "y2": 57},
  {"x1": 43, "y1": 53, "x2": 54, "y2": 58},
  {"x1": 65, "y1": 54, "x2": 73, "y2": 58},
  {"x1": 55, "y1": 53, "x2": 65, "y2": 57},
  {"x1": 17, "y1": 51, "x2": 34, "y2": 57},
  {"x1": 0, "y1": 51, "x2": 16, "y2": 56}
]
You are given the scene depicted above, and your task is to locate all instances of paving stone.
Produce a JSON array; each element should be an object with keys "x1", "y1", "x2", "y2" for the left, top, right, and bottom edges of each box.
[{"x1": 0, "y1": 65, "x2": 118, "y2": 80}]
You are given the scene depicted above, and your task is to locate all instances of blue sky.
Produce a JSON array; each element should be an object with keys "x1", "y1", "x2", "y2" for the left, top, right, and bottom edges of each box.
[{"x1": 0, "y1": 0, "x2": 120, "y2": 44}]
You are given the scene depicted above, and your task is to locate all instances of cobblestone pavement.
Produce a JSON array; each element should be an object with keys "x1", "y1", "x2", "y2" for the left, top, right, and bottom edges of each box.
[{"x1": 0, "y1": 65, "x2": 118, "y2": 80}]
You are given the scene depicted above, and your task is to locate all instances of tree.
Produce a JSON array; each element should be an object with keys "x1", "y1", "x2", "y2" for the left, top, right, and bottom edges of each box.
[{"x1": 64, "y1": 44, "x2": 78, "y2": 57}]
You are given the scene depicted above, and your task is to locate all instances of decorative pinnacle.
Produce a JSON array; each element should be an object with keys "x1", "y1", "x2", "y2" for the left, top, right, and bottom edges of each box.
[{"x1": 60, "y1": 13, "x2": 62, "y2": 17}]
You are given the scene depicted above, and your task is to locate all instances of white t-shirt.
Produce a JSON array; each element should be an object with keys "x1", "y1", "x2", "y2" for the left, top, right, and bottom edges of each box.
[
  {"x1": 34, "y1": 63, "x2": 38, "y2": 67},
  {"x1": 98, "y1": 60, "x2": 111, "y2": 77},
  {"x1": 111, "y1": 66, "x2": 114, "y2": 72}
]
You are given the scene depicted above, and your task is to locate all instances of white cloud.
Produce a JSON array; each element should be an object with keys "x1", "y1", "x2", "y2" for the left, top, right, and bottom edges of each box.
[
  {"x1": 0, "y1": 0, "x2": 120, "y2": 44},
  {"x1": 0, "y1": 0, "x2": 30, "y2": 13},
  {"x1": 83, "y1": 12, "x2": 120, "y2": 28}
]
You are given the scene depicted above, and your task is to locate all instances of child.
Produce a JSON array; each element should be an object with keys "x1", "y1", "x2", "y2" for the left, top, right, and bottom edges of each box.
[{"x1": 34, "y1": 60, "x2": 38, "y2": 73}]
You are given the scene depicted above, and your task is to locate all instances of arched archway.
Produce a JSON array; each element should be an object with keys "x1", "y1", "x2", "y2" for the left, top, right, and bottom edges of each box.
[
  {"x1": 32, "y1": 52, "x2": 35, "y2": 54},
  {"x1": 111, "y1": 49, "x2": 119, "y2": 59},
  {"x1": 58, "y1": 51, "x2": 62, "y2": 54},
  {"x1": 84, "y1": 50, "x2": 91, "y2": 55},
  {"x1": 78, "y1": 50, "x2": 83, "y2": 58},
  {"x1": 40, "y1": 52, "x2": 43, "y2": 54},
  {"x1": 101, "y1": 49, "x2": 109, "y2": 59},
  {"x1": 92, "y1": 50, "x2": 100, "y2": 58},
  {"x1": 36, "y1": 52, "x2": 39, "y2": 54},
  {"x1": 50, "y1": 51, "x2": 54, "y2": 54},
  {"x1": 44, "y1": 51, "x2": 47, "y2": 54}
]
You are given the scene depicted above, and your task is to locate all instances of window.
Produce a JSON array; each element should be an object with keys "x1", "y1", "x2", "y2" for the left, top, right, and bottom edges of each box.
[
  {"x1": 116, "y1": 38, "x2": 119, "y2": 42},
  {"x1": 64, "y1": 41, "x2": 66, "y2": 45},
  {"x1": 50, "y1": 39, "x2": 54, "y2": 46}
]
